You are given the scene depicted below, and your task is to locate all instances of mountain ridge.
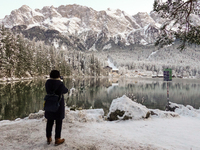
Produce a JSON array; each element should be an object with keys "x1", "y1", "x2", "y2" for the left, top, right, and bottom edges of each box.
[{"x1": 0, "y1": 4, "x2": 161, "y2": 51}]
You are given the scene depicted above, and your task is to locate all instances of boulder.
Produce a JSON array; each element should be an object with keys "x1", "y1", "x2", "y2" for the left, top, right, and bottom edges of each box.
[
  {"x1": 107, "y1": 95, "x2": 151, "y2": 121},
  {"x1": 165, "y1": 102, "x2": 179, "y2": 112}
]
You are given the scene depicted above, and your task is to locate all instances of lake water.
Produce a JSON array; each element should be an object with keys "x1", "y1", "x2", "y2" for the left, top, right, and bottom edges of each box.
[{"x1": 0, "y1": 77, "x2": 200, "y2": 121}]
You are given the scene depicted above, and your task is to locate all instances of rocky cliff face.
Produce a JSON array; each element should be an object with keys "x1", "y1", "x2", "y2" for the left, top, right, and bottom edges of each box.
[{"x1": 0, "y1": 4, "x2": 162, "y2": 51}]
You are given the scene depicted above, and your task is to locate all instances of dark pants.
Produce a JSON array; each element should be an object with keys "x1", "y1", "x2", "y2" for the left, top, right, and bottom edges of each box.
[{"x1": 46, "y1": 119, "x2": 63, "y2": 139}]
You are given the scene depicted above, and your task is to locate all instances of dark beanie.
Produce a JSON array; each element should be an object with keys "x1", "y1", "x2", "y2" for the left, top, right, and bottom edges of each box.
[{"x1": 50, "y1": 70, "x2": 60, "y2": 78}]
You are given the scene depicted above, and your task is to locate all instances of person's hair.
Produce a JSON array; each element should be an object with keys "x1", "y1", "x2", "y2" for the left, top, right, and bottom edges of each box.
[{"x1": 50, "y1": 70, "x2": 60, "y2": 78}]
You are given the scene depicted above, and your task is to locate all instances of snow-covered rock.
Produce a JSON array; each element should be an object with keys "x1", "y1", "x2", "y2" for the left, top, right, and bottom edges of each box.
[
  {"x1": 107, "y1": 95, "x2": 151, "y2": 121},
  {"x1": 167, "y1": 102, "x2": 200, "y2": 118},
  {"x1": 166, "y1": 101, "x2": 179, "y2": 112}
]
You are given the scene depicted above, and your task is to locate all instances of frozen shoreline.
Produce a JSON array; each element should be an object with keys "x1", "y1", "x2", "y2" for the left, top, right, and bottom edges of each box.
[{"x1": 0, "y1": 96, "x2": 200, "y2": 150}]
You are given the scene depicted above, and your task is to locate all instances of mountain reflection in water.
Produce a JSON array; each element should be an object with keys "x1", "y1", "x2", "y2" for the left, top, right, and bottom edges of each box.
[{"x1": 0, "y1": 77, "x2": 200, "y2": 121}]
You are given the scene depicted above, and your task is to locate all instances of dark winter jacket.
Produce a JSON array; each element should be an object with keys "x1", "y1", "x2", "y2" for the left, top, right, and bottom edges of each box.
[{"x1": 44, "y1": 79, "x2": 68, "y2": 120}]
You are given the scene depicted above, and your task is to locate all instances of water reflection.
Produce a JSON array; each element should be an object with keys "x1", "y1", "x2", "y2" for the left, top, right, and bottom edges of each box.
[
  {"x1": 0, "y1": 78, "x2": 200, "y2": 121},
  {"x1": 0, "y1": 79, "x2": 46, "y2": 121},
  {"x1": 66, "y1": 78, "x2": 200, "y2": 114}
]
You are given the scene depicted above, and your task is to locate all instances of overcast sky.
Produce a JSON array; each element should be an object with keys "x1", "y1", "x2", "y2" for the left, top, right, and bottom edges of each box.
[{"x1": 0, "y1": 0, "x2": 155, "y2": 19}]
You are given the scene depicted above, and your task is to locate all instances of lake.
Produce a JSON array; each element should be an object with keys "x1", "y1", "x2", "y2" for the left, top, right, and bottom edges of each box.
[{"x1": 0, "y1": 77, "x2": 200, "y2": 121}]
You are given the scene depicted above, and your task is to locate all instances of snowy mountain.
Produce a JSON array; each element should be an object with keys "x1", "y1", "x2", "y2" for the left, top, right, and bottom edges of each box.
[{"x1": 0, "y1": 4, "x2": 161, "y2": 51}]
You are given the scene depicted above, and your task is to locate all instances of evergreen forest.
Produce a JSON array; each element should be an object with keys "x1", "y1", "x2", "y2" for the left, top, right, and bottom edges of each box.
[{"x1": 0, "y1": 25, "x2": 104, "y2": 79}]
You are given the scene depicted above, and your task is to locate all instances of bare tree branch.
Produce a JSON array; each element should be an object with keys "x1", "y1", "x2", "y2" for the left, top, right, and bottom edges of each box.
[{"x1": 153, "y1": 0, "x2": 200, "y2": 50}]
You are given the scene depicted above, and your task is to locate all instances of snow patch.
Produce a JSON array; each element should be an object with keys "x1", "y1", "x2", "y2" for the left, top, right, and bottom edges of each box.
[
  {"x1": 103, "y1": 43, "x2": 112, "y2": 50},
  {"x1": 140, "y1": 39, "x2": 148, "y2": 45},
  {"x1": 65, "y1": 108, "x2": 104, "y2": 123},
  {"x1": 105, "y1": 8, "x2": 123, "y2": 19},
  {"x1": 32, "y1": 9, "x2": 44, "y2": 17},
  {"x1": 190, "y1": 14, "x2": 200, "y2": 26},
  {"x1": 27, "y1": 23, "x2": 41, "y2": 29},
  {"x1": 170, "y1": 102, "x2": 200, "y2": 118},
  {"x1": 89, "y1": 44, "x2": 98, "y2": 51},
  {"x1": 147, "y1": 50, "x2": 158, "y2": 60},
  {"x1": 29, "y1": 110, "x2": 44, "y2": 119},
  {"x1": 107, "y1": 58, "x2": 118, "y2": 70}
]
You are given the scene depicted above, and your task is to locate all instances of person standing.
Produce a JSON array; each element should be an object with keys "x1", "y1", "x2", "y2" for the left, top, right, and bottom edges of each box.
[{"x1": 45, "y1": 70, "x2": 68, "y2": 146}]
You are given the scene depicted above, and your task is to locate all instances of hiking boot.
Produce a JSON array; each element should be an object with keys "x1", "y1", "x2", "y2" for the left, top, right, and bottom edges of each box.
[
  {"x1": 47, "y1": 137, "x2": 52, "y2": 145},
  {"x1": 55, "y1": 138, "x2": 65, "y2": 146}
]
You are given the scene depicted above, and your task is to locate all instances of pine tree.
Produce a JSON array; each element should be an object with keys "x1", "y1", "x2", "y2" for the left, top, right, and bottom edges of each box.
[
  {"x1": 0, "y1": 26, "x2": 6, "y2": 77},
  {"x1": 90, "y1": 54, "x2": 95, "y2": 76},
  {"x1": 1, "y1": 27, "x2": 18, "y2": 77},
  {"x1": 15, "y1": 34, "x2": 33, "y2": 77},
  {"x1": 95, "y1": 58, "x2": 101, "y2": 76}
]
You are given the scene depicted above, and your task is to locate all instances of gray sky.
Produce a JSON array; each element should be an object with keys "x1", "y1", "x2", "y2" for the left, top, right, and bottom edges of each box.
[{"x1": 0, "y1": 0, "x2": 155, "y2": 19}]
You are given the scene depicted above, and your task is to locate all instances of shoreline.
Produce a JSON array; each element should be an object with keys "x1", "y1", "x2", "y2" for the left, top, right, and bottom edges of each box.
[
  {"x1": 0, "y1": 75, "x2": 199, "y2": 83},
  {"x1": 1, "y1": 76, "x2": 200, "y2": 121}
]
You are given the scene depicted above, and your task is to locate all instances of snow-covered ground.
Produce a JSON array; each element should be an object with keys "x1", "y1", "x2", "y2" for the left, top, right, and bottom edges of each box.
[{"x1": 0, "y1": 95, "x2": 200, "y2": 150}]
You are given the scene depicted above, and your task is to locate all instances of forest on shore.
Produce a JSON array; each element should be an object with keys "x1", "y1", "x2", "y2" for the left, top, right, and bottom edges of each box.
[{"x1": 0, "y1": 26, "x2": 104, "y2": 79}]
